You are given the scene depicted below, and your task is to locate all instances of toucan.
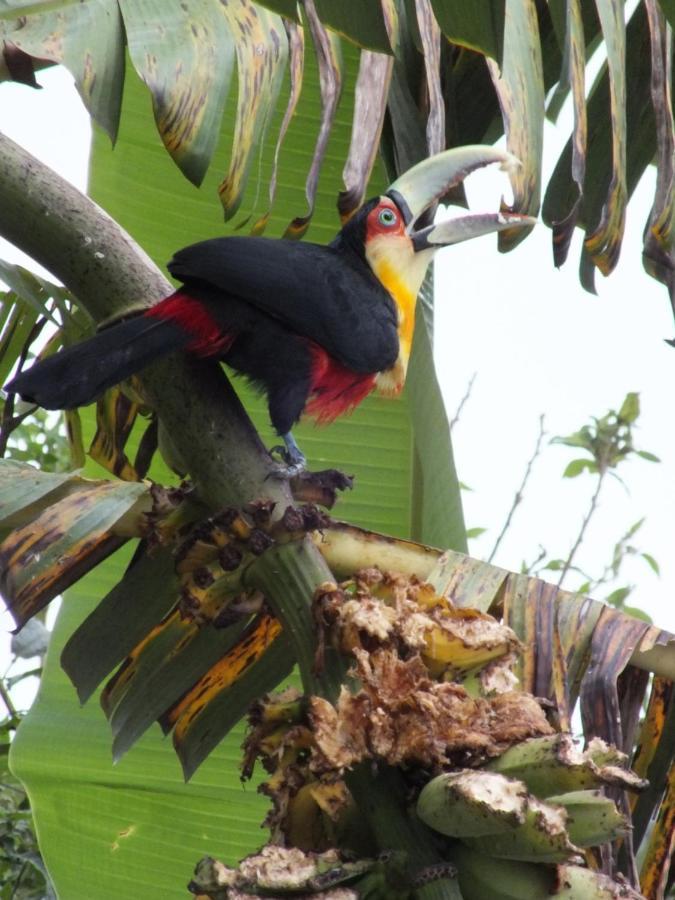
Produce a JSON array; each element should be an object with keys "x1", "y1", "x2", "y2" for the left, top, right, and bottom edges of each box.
[{"x1": 5, "y1": 145, "x2": 533, "y2": 472}]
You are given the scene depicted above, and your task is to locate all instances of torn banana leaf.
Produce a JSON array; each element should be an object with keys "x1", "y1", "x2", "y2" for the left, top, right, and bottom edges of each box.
[{"x1": 0, "y1": 462, "x2": 150, "y2": 627}]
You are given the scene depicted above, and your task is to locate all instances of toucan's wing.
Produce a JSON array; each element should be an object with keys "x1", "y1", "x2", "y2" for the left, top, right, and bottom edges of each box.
[{"x1": 167, "y1": 236, "x2": 399, "y2": 373}]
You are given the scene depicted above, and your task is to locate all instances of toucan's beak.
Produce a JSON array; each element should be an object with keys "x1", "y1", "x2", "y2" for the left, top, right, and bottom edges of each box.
[{"x1": 386, "y1": 145, "x2": 536, "y2": 252}]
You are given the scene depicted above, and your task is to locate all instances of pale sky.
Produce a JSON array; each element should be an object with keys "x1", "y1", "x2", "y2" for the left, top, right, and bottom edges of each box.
[
  {"x1": 1, "y1": 63, "x2": 674, "y2": 708},
  {"x1": 436, "y1": 145, "x2": 675, "y2": 631}
]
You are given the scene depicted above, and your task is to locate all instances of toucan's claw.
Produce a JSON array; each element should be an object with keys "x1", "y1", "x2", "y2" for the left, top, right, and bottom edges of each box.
[
  {"x1": 268, "y1": 432, "x2": 307, "y2": 480},
  {"x1": 268, "y1": 458, "x2": 306, "y2": 480}
]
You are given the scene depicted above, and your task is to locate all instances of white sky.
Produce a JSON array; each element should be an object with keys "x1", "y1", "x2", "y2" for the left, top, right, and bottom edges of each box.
[
  {"x1": 1, "y1": 62, "x2": 674, "y2": 709},
  {"x1": 436, "y1": 141, "x2": 675, "y2": 631}
]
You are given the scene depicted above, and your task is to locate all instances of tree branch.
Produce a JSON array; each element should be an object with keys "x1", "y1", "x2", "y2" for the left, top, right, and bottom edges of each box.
[{"x1": 0, "y1": 129, "x2": 288, "y2": 510}]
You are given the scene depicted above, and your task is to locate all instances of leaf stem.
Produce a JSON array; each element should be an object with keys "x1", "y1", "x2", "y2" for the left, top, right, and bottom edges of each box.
[
  {"x1": 557, "y1": 469, "x2": 606, "y2": 589},
  {"x1": 487, "y1": 415, "x2": 546, "y2": 563},
  {"x1": 449, "y1": 372, "x2": 476, "y2": 432},
  {"x1": 0, "y1": 676, "x2": 18, "y2": 719}
]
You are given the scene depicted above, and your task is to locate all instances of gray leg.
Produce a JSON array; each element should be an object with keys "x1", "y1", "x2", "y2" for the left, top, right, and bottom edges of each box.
[{"x1": 269, "y1": 430, "x2": 307, "y2": 478}]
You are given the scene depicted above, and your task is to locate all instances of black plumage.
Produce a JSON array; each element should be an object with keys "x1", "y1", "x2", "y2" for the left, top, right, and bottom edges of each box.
[{"x1": 5, "y1": 203, "x2": 399, "y2": 437}]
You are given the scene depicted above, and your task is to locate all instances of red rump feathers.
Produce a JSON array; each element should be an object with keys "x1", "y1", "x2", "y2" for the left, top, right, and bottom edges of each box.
[{"x1": 147, "y1": 292, "x2": 236, "y2": 357}]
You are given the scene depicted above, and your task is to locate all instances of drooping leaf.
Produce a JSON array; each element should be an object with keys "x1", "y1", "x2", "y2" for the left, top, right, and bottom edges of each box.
[
  {"x1": 251, "y1": 19, "x2": 305, "y2": 234},
  {"x1": 0, "y1": 471, "x2": 147, "y2": 627},
  {"x1": 106, "y1": 610, "x2": 249, "y2": 762},
  {"x1": 255, "y1": 0, "x2": 300, "y2": 23},
  {"x1": 0, "y1": 294, "x2": 41, "y2": 387},
  {"x1": 485, "y1": 0, "x2": 543, "y2": 251},
  {"x1": 414, "y1": 0, "x2": 444, "y2": 157},
  {"x1": 10, "y1": 546, "x2": 271, "y2": 900},
  {"x1": 545, "y1": 4, "x2": 654, "y2": 294},
  {"x1": 631, "y1": 678, "x2": 675, "y2": 851},
  {"x1": 579, "y1": 605, "x2": 653, "y2": 749},
  {"x1": 337, "y1": 49, "x2": 393, "y2": 222},
  {"x1": 119, "y1": 0, "x2": 235, "y2": 186},
  {"x1": 166, "y1": 613, "x2": 292, "y2": 780},
  {"x1": 430, "y1": 0, "x2": 504, "y2": 60},
  {"x1": 89, "y1": 388, "x2": 142, "y2": 481},
  {"x1": 61, "y1": 543, "x2": 180, "y2": 704},
  {"x1": 217, "y1": 0, "x2": 288, "y2": 219},
  {"x1": 0, "y1": 0, "x2": 125, "y2": 140},
  {"x1": 641, "y1": 551, "x2": 660, "y2": 574},
  {"x1": 642, "y1": 0, "x2": 675, "y2": 304},
  {"x1": 549, "y1": 0, "x2": 587, "y2": 268},
  {"x1": 582, "y1": 0, "x2": 627, "y2": 283},
  {"x1": 313, "y1": 0, "x2": 392, "y2": 53},
  {"x1": 284, "y1": 0, "x2": 343, "y2": 238},
  {"x1": 381, "y1": 2, "x2": 427, "y2": 180},
  {"x1": 0, "y1": 460, "x2": 88, "y2": 529},
  {"x1": 65, "y1": 408, "x2": 86, "y2": 468},
  {"x1": 546, "y1": 0, "x2": 605, "y2": 123},
  {"x1": 639, "y1": 760, "x2": 675, "y2": 898}
]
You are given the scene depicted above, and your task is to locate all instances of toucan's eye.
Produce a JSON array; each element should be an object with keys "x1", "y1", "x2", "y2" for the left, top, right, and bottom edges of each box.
[{"x1": 378, "y1": 208, "x2": 398, "y2": 227}]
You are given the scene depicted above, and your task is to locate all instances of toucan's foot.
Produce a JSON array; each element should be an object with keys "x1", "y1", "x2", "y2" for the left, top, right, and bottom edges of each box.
[{"x1": 269, "y1": 431, "x2": 307, "y2": 479}]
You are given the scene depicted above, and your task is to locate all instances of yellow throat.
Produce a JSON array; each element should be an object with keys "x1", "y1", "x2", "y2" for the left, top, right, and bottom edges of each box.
[{"x1": 365, "y1": 233, "x2": 434, "y2": 395}]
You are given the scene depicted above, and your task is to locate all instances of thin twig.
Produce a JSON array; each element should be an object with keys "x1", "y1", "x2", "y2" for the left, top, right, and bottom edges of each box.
[
  {"x1": 0, "y1": 676, "x2": 18, "y2": 719},
  {"x1": 9, "y1": 861, "x2": 27, "y2": 900},
  {"x1": 0, "y1": 314, "x2": 47, "y2": 456},
  {"x1": 487, "y1": 414, "x2": 546, "y2": 563},
  {"x1": 557, "y1": 470, "x2": 607, "y2": 589},
  {"x1": 523, "y1": 544, "x2": 548, "y2": 575},
  {"x1": 449, "y1": 372, "x2": 477, "y2": 431}
]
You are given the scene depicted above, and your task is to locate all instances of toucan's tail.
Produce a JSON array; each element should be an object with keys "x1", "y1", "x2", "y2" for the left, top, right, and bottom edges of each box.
[{"x1": 5, "y1": 314, "x2": 190, "y2": 410}]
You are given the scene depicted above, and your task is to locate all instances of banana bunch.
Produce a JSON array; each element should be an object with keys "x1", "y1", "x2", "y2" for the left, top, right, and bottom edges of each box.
[
  {"x1": 324, "y1": 569, "x2": 522, "y2": 681},
  {"x1": 189, "y1": 845, "x2": 377, "y2": 898},
  {"x1": 447, "y1": 844, "x2": 645, "y2": 900},
  {"x1": 243, "y1": 690, "x2": 358, "y2": 853},
  {"x1": 485, "y1": 733, "x2": 647, "y2": 796},
  {"x1": 417, "y1": 748, "x2": 645, "y2": 899},
  {"x1": 238, "y1": 571, "x2": 647, "y2": 899}
]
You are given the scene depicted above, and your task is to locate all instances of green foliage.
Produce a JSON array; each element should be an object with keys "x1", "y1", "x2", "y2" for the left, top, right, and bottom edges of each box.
[
  {"x1": 2, "y1": 407, "x2": 71, "y2": 473},
  {"x1": 0, "y1": 638, "x2": 52, "y2": 900},
  {"x1": 0, "y1": 277, "x2": 86, "y2": 472},
  {"x1": 0, "y1": 741, "x2": 54, "y2": 900},
  {"x1": 0, "y1": 407, "x2": 57, "y2": 899},
  {"x1": 553, "y1": 392, "x2": 660, "y2": 481},
  {"x1": 468, "y1": 393, "x2": 659, "y2": 615}
]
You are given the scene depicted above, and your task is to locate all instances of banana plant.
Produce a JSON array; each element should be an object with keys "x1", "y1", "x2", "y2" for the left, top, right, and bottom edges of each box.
[{"x1": 2, "y1": 2, "x2": 675, "y2": 899}]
